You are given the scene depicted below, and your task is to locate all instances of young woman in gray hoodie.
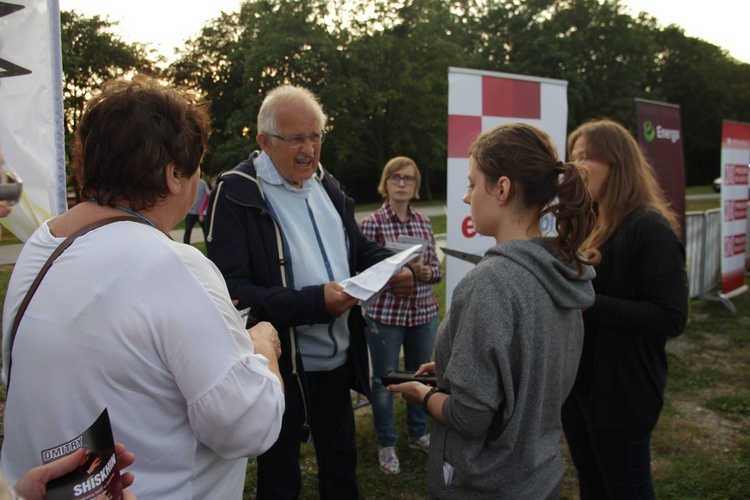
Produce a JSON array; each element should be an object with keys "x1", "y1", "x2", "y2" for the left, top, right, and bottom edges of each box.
[{"x1": 389, "y1": 122, "x2": 599, "y2": 499}]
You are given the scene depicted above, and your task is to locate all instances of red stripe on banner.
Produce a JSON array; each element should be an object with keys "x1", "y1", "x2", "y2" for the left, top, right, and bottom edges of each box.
[
  {"x1": 448, "y1": 115, "x2": 482, "y2": 158},
  {"x1": 722, "y1": 269, "x2": 746, "y2": 294},
  {"x1": 722, "y1": 121, "x2": 750, "y2": 147},
  {"x1": 482, "y1": 77, "x2": 541, "y2": 118}
]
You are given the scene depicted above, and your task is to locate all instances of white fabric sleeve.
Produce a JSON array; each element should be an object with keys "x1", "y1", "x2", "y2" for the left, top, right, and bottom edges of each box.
[{"x1": 156, "y1": 242, "x2": 285, "y2": 458}]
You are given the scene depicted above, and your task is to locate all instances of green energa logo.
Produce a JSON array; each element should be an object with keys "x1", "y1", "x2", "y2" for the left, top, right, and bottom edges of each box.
[
  {"x1": 642, "y1": 120, "x2": 681, "y2": 143},
  {"x1": 642, "y1": 120, "x2": 656, "y2": 142}
]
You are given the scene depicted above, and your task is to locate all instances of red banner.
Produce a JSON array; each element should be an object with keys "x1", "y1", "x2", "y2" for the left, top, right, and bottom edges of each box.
[
  {"x1": 719, "y1": 121, "x2": 750, "y2": 295},
  {"x1": 635, "y1": 99, "x2": 686, "y2": 242}
]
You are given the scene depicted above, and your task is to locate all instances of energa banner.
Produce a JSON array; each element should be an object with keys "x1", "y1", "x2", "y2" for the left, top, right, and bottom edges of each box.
[{"x1": 634, "y1": 98, "x2": 686, "y2": 242}]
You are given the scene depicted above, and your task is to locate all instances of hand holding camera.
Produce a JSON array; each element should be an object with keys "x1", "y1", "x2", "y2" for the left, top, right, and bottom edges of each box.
[{"x1": 0, "y1": 146, "x2": 23, "y2": 208}]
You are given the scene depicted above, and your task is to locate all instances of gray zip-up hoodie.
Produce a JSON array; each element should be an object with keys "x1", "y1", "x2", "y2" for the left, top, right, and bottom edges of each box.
[{"x1": 428, "y1": 238, "x2": 595, "y2": 499}]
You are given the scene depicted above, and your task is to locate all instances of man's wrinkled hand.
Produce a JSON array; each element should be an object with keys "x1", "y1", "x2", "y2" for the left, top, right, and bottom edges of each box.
[
  {"x1": 324, "y1": 281, "x2": 358, "y2": 317},
  {"x1": 388, "y1": 267, "x2": 414, "y2": 298}
]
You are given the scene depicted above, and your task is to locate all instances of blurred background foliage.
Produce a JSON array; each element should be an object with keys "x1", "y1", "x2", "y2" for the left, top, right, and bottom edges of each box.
[{"x1": 61, "y1": 0, "x2": 750, "y2": 203}]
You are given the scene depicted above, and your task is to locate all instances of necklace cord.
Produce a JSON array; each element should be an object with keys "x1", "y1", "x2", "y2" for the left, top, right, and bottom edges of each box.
[{"x1": 89, "y1": 197, "x2": 157, "y2": 229}]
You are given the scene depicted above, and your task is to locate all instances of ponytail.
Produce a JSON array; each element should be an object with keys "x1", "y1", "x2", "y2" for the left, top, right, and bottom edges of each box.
[{"x1": 543, "y1": 161, "x2": 601, "y2": 274}]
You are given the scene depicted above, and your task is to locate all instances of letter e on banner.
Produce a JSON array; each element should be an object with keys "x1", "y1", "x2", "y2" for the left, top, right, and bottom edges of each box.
[{"x1": 461, "y1": 216, "x2": 475, "y2": 238}]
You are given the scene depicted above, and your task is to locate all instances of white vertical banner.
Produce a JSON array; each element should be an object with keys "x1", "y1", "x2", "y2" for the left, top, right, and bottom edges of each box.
[
  {"x1": 719, "y1": 120, "x2": 749, "y2": 298},
  {"x1": 445, "y1": 67, "x2": 568, "y2": 304},
  {"x1": 0, "y1": 0, "x2": 67, "y2": 242}
]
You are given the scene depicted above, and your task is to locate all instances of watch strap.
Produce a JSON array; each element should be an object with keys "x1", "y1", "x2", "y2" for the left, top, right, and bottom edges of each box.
[{"x1": 422, "y1": 386, "x2": 445, "y2": 417}]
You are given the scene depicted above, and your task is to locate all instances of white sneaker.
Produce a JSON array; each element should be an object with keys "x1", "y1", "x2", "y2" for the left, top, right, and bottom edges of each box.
[
  {"x1": 408, "y1": 434, "x2": 430, "y2": 453},
  {"x1": 378, "y1": 446, "x2": 401, "y2": 474}
]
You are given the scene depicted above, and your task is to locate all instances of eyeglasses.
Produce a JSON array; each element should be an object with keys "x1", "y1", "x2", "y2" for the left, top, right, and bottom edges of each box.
[
  {"x1": 269, "y1": 131, "x2": 326, "y2": 148},
  {"x1": 387, "y1": 174, "x2": 416, "y2": 185}
]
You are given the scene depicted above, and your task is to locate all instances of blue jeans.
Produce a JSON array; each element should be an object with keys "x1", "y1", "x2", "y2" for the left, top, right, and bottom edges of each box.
[
  {"x1": 562, "y1": 389, "x2": 656, "y2": 500},
  {"x1": 364, "y1": 315, "x2": 438, "y2": 447}
]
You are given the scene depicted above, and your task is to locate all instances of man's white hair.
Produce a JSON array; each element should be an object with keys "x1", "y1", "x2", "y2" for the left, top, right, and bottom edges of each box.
[{"x1": 257, "y1": 85, "x2": 327, "y2": 135}]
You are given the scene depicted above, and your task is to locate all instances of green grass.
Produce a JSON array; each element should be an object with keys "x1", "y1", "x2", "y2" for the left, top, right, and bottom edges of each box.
[
  {"x1": 706, "y1": 395, "x2": 750, "y2": 417},
  {"x1": 687, "y1": 199, "x2": 721, "y2": 213},
  {"x1": 429, "y1": 212, "x2": 446, "y2": 236},
  {"x1": 685, "y1": 185, "x2": 716, "y2": 196},
  {"x1": 647, "y1": 282, "x2": 750, "y2": 500},
  {"x1": 239, "y1": 273, "x2": 750, "y2": 499},
  {"x1": 0, "y1": 227, "x2": 20, "y2": 246}
]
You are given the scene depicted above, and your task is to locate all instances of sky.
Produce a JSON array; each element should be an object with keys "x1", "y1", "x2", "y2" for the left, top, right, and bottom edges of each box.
[{"x1": 59, "y1": 0, "x2": 750, "y2": 65}]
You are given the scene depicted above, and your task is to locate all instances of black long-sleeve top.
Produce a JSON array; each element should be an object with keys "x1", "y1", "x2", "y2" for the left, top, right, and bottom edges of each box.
[{"x1": 575, "y1": 207, "x2": 688, "y2": 433}]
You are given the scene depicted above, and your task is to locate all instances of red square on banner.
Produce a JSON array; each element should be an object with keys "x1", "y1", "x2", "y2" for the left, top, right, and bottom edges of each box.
[
  {"x1": 448, "y1": 115, "x2": 482, "y2": 158},
  {"x1": 482, "y1": 77, "x2": 541, "y2": 119}
]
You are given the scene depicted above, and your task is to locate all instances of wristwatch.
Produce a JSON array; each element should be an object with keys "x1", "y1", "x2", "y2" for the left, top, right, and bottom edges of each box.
[{"x1": 422, "y1": 386, "x2": 444, "y2": 417}]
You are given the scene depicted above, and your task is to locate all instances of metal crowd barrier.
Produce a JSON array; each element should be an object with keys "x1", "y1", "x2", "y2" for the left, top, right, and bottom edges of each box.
[{"x1": 686, "y1": 204, "x2": 750, "y2": 312}]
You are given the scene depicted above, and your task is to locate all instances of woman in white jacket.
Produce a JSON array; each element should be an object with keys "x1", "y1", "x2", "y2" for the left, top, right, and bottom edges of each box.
[{"x1": 2, "y1": 74, "x2": 285, "y2": 499}]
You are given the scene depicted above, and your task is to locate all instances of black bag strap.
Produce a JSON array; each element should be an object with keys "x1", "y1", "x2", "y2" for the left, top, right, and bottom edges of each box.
[{"x1": 6, "y1": 216, "x2": 145, "y2": 388}]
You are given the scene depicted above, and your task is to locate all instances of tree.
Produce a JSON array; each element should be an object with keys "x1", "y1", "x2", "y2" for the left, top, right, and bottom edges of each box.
[
  {"x1": 170, "y1": 0, "x2": 481, "y2": 201},
  {"x1": 61, "y1": 10, "x2": 158, "y2": 196},
  {"x1": 649, "y1": 27, "x2": 735, "y2": 184},
  {"x1": 169, "y1": 0, "x2": 339, "y2": 179},
  {"x1": 166, "y1": 0, "x2": 750, "y2": 191},
  {"x1": 476, "y1": 0, "x2": 661, "y2": 129},
  {"x1": 167, "y1": 10, "x2": 252, "y2": 177},
  {"x1": 328, "y1": 0, "x2": 478, "y2": 200}
]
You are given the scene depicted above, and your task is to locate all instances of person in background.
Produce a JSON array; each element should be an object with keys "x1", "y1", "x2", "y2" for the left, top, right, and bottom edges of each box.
[
  {"x1": 197, "y1": 179, "x2": 213, "y2": 240},
  {"x1": 205, "y1": 84, "x2": 414, "y2": 499},
  {"x1": 1, "y1": 74, "x2": 285, "y2": 499},
  {"x1": 183, "y1": 177, "x2": 209, "y2": 243},
  {"x1": 389, "y1": 122, "x2": 599, "y2": 498},
  {"x1": 359, "y1": 156, "x2": 442, "y2": 474},
  {"x1": 562, "y1": 119, "x2": 688, "y2": 499}
]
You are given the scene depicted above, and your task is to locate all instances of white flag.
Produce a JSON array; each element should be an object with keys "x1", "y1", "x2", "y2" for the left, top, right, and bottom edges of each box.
[{"x1": 0, "y1": 0, "x2": 67, "y2": 242}]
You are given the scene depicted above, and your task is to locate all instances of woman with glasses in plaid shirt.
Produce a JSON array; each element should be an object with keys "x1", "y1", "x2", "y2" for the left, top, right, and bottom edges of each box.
[{"x1": 360, "y1": 156, "x2": 443, "y2": 475}]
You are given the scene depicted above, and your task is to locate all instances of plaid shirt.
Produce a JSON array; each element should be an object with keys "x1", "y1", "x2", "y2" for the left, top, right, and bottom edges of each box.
[{"x1": 360, "y1": 201, "x2": 441, "y2": 326}]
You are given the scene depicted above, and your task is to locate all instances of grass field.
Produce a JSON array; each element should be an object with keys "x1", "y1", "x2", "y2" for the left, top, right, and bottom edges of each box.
[
  {"x1": 1, "y1": 190, "x2": 748, "y2": 498},
  {"x1": 241, "y1": 276, "x2": 750, "y2": 499}
]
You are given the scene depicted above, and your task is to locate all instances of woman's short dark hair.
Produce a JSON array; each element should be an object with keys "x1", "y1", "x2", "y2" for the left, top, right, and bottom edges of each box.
[{"x1": 74, "y1": 74, "x2": 211, "y2": 211}]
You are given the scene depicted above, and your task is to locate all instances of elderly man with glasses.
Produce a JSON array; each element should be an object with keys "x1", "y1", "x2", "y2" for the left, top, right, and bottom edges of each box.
[{"x1": 205, "y1": 84, "x2": 415, "y2": 499}]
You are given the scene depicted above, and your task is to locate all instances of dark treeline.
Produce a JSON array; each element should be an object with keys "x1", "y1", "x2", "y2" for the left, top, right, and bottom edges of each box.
[{"x1": 62, "y1": 0, "x2": 750, "y2": 203}]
